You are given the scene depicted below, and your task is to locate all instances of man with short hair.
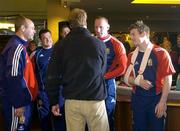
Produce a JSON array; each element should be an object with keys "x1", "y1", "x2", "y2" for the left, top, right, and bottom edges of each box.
[
  {"x1": 32, "y1": 29, "x2": 54, "y2": 131},
  {"x1": 45, "y1": 8, "x2": 109, "y2": 131},
  {"x1": 0, "y1": 15, "x2": 38, "y2": 131},
  {"x1": 59, "y1": 24, "x2": 71, "y2": 40},
  {"x1": 124, "y1": 21, "x2": 175, "y2": 130},
  {"x1": 94, "y1": 16, "x2": 127, "y2": 131}
]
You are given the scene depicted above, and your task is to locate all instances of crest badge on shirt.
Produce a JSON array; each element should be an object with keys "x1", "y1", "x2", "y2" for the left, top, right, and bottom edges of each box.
[
  {"x1": 106, "y1": 48, "x2": 110, "y2": 54},
  {"x1": 19, "y1": 115, "x2": 25, "y2": 124},
  {"x1": 147, "y1": 58, "x2": 153, "y2": 66}
]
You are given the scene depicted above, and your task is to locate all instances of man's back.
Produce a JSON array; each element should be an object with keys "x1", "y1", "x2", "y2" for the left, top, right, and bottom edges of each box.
[
  {"x1": 46, "y1": 8, "x2": 109, "y2": 131},
  {"x1": 46, "y1": 27, "x2": 107, "y2": 102}
]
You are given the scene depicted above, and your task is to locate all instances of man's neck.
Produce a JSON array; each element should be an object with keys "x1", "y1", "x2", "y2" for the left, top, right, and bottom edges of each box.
[
  {"x1": 16, "y1": 32, "x2": 27, "y2": 41},
  {"x1": 138, "y1": 39, "x2": 151, "y2": 52},
  {"x1": 98, "y1": 34, "x2": 110, "y2": 40},
  {"x1": 43, "y1": 45, "x2": 52, "y2": 49}
]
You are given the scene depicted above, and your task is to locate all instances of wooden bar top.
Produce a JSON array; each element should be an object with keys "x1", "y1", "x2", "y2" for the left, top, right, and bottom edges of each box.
[{"x1": 117, "y1": 85, "x2": 180, "y2": 106}]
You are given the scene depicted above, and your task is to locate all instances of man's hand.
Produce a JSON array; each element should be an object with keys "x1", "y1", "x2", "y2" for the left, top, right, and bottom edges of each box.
[
  {"x1": 15, "y1": 107, "x2": 24, "y2": 117},
  {"x1": 51, "y1": 104, "x2": 61, "y2": 116},
  {"x1": 155, "y1": 101, "x2": 167, "y2": 118},
  {"x1": 139, "y1": 79, "x2": 153, "y2": 90},
  {"x1": 155, "y1": 75, "x2": 172, "y2": 118}
]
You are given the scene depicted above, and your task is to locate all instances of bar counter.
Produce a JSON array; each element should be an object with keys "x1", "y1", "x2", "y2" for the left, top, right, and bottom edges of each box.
[
  {"x1": 1, "y1": 86, "x2": 180, "y2": 130},
  {"x1": 115, "y1": 86, "x2": 180, "y2": 131}
]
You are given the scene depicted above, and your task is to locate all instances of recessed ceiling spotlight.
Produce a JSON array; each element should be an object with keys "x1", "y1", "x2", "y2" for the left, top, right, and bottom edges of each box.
[
  {"x1": 63, "y1": 1, "x2": 68, "y2": 8},
  {"x1": 146, "y1": 15, "x2": 149, "y2": 19},
  {"x1": 171, "y1": 5, "x2": 177, "y2": 8},
  {"x1": 97, "y1": 7, "x2": 103, "y2": 10}
]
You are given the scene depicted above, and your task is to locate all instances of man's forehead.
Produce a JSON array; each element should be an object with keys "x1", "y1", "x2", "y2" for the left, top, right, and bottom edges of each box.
[
  {"x1": 27, "y1": 19, "x2": 34, "y2": 24},
  {"x1": 130, "y1": 28, "x2": 138, "y2": 33}
]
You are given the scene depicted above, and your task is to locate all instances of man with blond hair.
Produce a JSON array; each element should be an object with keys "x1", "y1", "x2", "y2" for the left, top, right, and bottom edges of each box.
[{"x1": 46, "y1": 8, "x2": 109, "y2": 131}]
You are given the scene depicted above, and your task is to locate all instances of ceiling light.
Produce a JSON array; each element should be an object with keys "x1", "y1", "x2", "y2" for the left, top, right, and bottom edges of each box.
[
  {"x1": 63, "y1": 1, "x2": 68, "y2": 8},
  {"x1": 170, "y1": 5, "x2": 177, "y2": 8},
  {"x1": 131, "y1": 0, "x2": 180, "y2": 4},
  {"x1": 97, "y1": 7, "x2": 103, "y2": 10},
  {"x1": 61, "y1": 0, "x2": 68, "y2": 8}
]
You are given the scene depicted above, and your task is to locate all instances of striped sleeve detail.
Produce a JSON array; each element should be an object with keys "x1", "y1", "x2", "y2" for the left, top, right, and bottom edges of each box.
[
  {"x1": 11, "y1": 44, "x2": 23, "y2": 76},
  {"x1": 11, "y1": 107, "x2": 18, "y2": 131},
  {"x1": 164, "y1": 49, "x2": 175, "y2": 72}
]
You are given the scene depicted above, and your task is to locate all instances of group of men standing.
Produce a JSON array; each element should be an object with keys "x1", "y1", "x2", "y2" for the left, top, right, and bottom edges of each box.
[{"x1": 0, "y1": 8, "x2": 175, "y2": 131}]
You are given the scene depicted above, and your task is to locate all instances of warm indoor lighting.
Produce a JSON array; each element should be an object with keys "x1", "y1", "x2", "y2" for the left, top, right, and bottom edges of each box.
[
  {"x1": 0, "y1": 23, "x2": 15, "y2": 31},
  {"x1": 63, "y1": 1, "x2": 68, "y2": 8},
  {"x1": 131, "y1": 0, "x2": 180, "y2": 4}
]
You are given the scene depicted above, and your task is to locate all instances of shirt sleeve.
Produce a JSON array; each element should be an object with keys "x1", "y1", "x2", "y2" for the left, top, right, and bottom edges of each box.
[
  {"x1": 157, "y1": 49, "x2": 176, "y2": 78},
  {"x1": 105, "y1": 38, "x2": 127, "y2": 79},
  {"x1": 5, "y1": 44, "x2": 32, "y2": 108},
  {"x1": 45, "y1": 44, "x2": 62, "y2": 106}
]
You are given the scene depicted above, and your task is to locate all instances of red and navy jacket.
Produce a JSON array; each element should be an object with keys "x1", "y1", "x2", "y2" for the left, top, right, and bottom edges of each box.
[
  {"x1": 127, "y1": 45, "x2": 175, "y2": 96},
  {"x1": 0, "y1": 35, "x2": 38, "y2": 108},
  {"x1": 98, "y1": 35, "x2": 127, "y2": 79}
]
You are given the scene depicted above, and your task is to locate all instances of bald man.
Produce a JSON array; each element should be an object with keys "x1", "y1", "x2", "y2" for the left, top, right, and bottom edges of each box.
[
  {"x1": 0, "y1": 15, "x2": 38, "y2": 131},
  {"x1": 94, "y1": 16, "x2": 127, "y2": 131}
]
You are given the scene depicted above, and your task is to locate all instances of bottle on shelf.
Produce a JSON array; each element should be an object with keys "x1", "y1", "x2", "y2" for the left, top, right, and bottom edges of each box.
[{"x1": 176, "y1": 73, "x2": 180, "y2": 90}]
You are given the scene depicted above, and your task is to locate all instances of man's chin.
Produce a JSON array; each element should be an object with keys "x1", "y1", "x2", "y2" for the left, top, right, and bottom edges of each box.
[{"x1": 28, "y1": 37, "x2": 34, "y2": 41}]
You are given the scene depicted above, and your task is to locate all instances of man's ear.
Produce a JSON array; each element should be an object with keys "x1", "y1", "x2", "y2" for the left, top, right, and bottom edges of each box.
[
  {"x1": 107, "y1": 24, "x2": 110, "y2": 30},
  {"x1": 21, "y1": 25, "x2": 25, "y2": 32}
]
